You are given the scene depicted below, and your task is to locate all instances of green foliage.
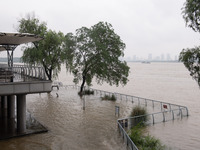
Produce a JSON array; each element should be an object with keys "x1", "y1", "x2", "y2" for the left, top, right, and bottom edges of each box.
[
  {"x1": 101, "y1": 94, "x2": 116, "y2": 101},
  {"x1": 182, "y1": 0, "x2": 200, "y2": 32},
  {"x1": 129, "y1": 125, "x2": 144, "y2": 147},
  {"x1": 130, "y1": 106, "x2": 147, "y2": 117},
  {"x1": 129, "y1": 124, "x2": 166, "y2": 150},
  {"x1": 17, "y1": 13, "x2": 64, "y2": 80},
  {"x1": 130, "y1": 106, "x2": 148, "y2": 126},
  {"x1": 179, "y1": 47, "x2": 200, "y2": 86},
  {"x1": 180, "y1": 1, "x2": 200, "y2": 87},
  {"x1": 63, "y1": 22, "x2": 130, "y2": 93},
  {"x1": 17, "y1": 13, "x2": 47, "y2": 37}
]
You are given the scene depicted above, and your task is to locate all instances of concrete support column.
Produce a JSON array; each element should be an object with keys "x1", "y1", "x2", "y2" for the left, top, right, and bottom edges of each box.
[
  {"x1": 7, "y1": 95, "x2": 15, "y2": 118},
  {"x1": 1, "y1": 96, "x2": 7, "y2": 109},
  {"x1": 17, "y1": 94, "x2": 26, "y2": 133},
  {"x1": 7, "y1": 118, "x2": 15, "y2": 135},
  {"x1": 1, "y1": 96, "x2": 7, "y2": 117}
]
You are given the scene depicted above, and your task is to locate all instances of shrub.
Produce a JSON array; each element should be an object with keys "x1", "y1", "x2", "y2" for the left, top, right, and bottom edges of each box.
[
  {"x1": 130, "y1": 106, "x2": 147, "y2": 117},
  {"x1": 101, "y1": 94, "x2": 116, "y2": 101},
  {"x1": 129, "y1": 124, "x2": 166, "y2": 150},
  {"x1": 129, "y1": 125, "x2": 144, "y2": 147},
  {"x1": 78, "y1": 89, "x2": 94, "y2": 96},
  {"x1": 130, "y1": 106, "x2": 148, "y2": 126},
  {"x1": 84, "y1": 89, "x2": 94, "y2": 95}
]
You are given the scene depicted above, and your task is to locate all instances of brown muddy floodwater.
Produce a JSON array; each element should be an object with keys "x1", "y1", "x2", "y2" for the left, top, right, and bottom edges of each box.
[{"x1": 1, "y1": 62, "x2": 200, "y2": 150}]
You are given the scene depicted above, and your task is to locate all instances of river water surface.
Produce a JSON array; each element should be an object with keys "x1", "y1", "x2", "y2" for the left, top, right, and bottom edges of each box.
[{"x1": 0, "y1": 62, "x2": 200, "y2": 150}]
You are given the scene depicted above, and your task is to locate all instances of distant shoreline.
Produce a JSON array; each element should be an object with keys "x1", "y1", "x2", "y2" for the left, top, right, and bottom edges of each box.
[
  {"x1": 0, "y1": 57, "x2": 21, "y2": 63},
  {"x1": 126, "y1": 60, "x2": 180, "y2": 63},
  {"x1": 0, "y1": 57, "x2": 180, "y2": 63}
]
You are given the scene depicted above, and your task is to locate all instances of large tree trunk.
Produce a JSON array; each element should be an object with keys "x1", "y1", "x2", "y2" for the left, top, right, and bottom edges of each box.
[
  {"x1": 80, "y1": 75, "x2": 86, "y2": 94},
  {"x1": 44, "y1": 67, "x2": 52, "y2": 81}
]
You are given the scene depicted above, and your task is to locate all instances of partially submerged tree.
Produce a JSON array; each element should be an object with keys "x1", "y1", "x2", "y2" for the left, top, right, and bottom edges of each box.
[
  {"x1": 17, "y1": 14, "x2": 64, "y2": 80},
  {"x1": 179, "y1": 0, "x2": 200, "y2": 86},
  {"x1": 64, "y1": 22, "x2": 130, "y2": 94}
]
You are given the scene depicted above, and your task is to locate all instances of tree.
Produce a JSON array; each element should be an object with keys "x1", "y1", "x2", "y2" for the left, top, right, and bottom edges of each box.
[
  {"x1": 63, "y1": 22, "x2": 130, "y2": 94},
  {"x1": 182, "y1": 0, "x2": 200, "y2": 32},
  {"x1": 17, "y1": 14, "x2": 64, "y2": 80},
  {"x1": 180, "y1": 1, "x2": 200, "y2": 86},
  {"x1": 179, "y1": 47, "x2": 200, "y2": 86}
]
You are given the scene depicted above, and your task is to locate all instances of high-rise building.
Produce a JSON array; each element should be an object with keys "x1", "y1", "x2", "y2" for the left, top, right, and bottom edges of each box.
[
  {"x1": 133, "y1": 55, "x2": 137, "y2": 61},
  {"x1": 167, "y1": 53, "x2": 171, "y2": 61},
  {"x1": 161, "y1": 54, "x2": 165, "y2": 61},
  {"x1": 148, "y1": 53, "x2": 152, "y2": 61}
]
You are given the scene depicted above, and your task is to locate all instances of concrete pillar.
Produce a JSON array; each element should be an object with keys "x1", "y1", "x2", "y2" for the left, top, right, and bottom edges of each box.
[
  {"x1": 0, "y1": 118, "x2": 8, "y2": 134},
  {"x1": 17, "y1": 94, "x2": 26, "y2": 133},
  {"x1": 1, "y1": 96, "x2": 7, "y2": 109},
  {"x1": 7, "y1": 118, "x2": 15, "y2": 135},
  {"x1": 1, "y1": 96, "x2": 7, "y2": 117},
  {"x1": 0, "y1": 96, "x2": 1, "y2": 117},
  {"x1": 7, "y1": 95, "x2": 15, "y2": 118}
]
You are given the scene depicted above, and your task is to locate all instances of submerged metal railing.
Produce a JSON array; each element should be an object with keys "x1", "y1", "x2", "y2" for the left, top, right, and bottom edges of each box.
[
  {"x1": 72, "y1": 86, "x2": 189, "y2": 150},
  {"x1": 54, "y1": 85, "x2": 189, "y2": 150},
  {"x1": 0, "y1": 64, "x2": 47, "y2": 82}
]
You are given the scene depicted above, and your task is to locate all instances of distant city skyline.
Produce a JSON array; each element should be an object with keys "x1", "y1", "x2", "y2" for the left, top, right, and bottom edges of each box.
[{"x1": 124, "y1": 53, "x2": 179, "y2": 61}]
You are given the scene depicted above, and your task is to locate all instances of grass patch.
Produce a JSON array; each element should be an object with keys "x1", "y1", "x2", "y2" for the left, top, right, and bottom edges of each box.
[{"x1": 101, "y1": 94, "x2": 116, "y2": 101}]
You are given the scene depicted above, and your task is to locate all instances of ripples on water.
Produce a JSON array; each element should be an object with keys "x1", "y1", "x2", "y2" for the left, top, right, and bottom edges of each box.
[{"x1": 1, "y1": 62, "x2": 200, "y2": 150}]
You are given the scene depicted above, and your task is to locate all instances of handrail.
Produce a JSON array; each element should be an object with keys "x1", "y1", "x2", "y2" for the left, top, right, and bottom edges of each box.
[
  {"x1": 73, "y1": 85, "x2": 189, "y2": 150},
  {"x1": 0, "y1": 64, "x2": 48, "y2": 83},
  {"x1": 118, "y1": 121, "x2": 139, "y2": 150},
  {"x1": 76, "y1": 86, "x2": 188, "y2": 115}
]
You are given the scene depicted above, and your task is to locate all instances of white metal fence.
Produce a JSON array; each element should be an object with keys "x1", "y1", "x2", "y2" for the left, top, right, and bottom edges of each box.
[{"x1": 0, "y1": 64, "x2": 47, "y2": 82}]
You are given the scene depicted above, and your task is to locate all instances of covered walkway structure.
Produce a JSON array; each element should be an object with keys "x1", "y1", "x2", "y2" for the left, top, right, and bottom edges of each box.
[{"x1": 0, "y1": 32, "x2": 51, "y2": 139}]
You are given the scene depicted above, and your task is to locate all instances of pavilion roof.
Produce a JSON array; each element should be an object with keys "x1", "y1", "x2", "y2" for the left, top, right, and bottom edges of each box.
[{"x1": 0, "y1": 32, "x2": 42, "y2": 46}]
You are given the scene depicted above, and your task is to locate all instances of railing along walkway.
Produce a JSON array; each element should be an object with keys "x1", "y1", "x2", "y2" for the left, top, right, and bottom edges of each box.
[
  {"x1": 0, "y1": 64, "x2": 47, "y2": 83},
  {"x1": 57, "y1": 85, "x2": 189, "y2": 150}
]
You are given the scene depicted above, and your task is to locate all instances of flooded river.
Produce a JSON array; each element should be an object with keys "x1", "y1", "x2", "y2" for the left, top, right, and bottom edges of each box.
[{"x1": 0, "y1": 62, "x2": 200, "y2": 150}]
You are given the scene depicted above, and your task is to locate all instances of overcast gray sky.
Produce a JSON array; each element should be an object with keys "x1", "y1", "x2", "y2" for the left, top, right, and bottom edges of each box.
[{"x1": 1, "y1": 0, "x2": 200, "y2": 59}]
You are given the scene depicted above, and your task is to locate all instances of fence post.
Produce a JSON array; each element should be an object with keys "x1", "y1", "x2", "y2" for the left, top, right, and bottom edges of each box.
[
  {"x1": 185, "y1": 107, "x2": 189, "y2": 116},
  {"x1": 152, "y1": 114, "x2": 155, "y2": 124},
  {"x1": 138, "y1": 97, "x2": 140, "y2": 105},
  {"x1": 180, "y1": 108, "x2": 183, "y2": 119},
  {"x1": 125, "y1": 119, "x2": 128, "y2": 127},
  {"x1": 172, "y1": 110, "x2": 174, "y2": 120},
  {"x1": 162, "y1": 112, "x2": 165, "y2": 122},
  {"x1": 115, "y1": 106, "x2": 120, "y2": 117}
]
